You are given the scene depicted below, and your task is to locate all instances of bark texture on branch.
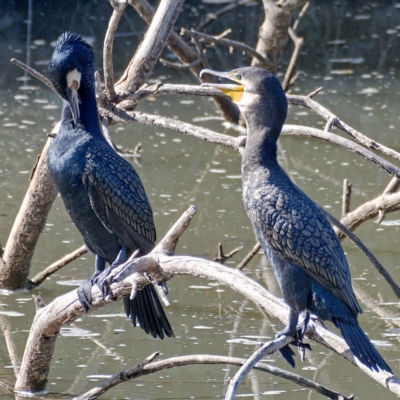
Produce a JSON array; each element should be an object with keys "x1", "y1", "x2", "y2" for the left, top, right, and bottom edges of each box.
[
  {"x1": 0, "y1": 136, "x2": 58, "y2": 290},
  {"x1": 128, "y1": 0, "x2": 240, "y2": 121},
  {"x1": 14, "y1": 207, "x2": 400, "y2": 396},
  {"x1": 251, "y1": 0, "x2": 307, "y2": 73},
  {"x1": 115, "y1": 0, "x2": 184, "y2": 95}
]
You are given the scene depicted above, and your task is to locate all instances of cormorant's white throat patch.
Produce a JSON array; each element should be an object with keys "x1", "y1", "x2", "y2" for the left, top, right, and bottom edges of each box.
[{"x1": 67, "y1": 68, "x2": 81, "y2": 90}]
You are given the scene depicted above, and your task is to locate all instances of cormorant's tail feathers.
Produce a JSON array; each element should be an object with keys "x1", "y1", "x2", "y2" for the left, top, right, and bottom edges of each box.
[
  {"x1": 124, "y1": 284, "x2": 174, "y2": 339},
  {"x1": 336, "y1": 320, "x2": 391, "y2": 373}
]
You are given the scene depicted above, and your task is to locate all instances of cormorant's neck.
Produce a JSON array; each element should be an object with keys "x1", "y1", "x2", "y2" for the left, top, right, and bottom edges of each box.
[
  {"x1": 240, "y1": 92, "x2": 286, "y2": 173},
  {"x1": 242, "y1": 127, "x2": 279, "y2": 173},
  {"x1": 77, "y1": 79, "x2": 102, "y2": 135}
]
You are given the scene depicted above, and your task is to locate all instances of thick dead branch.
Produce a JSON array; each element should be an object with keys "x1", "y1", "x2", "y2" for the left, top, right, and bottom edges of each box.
[
  {"x1": 180, "y1": 28, "x2": 271, "y2": 69},
  {"x1": 14, "y1": 206, "x2": 400, "y2": 395},
  {"x1": 30, "y1": 245, "x2": 88, "y2": 286},
  {"x1": 0, "y1": 133, "x2": 58, "y2": 290},
  {"x1": 115, "y1": 0, "x2": 184, "y2": 95},
  {"x1": 76, "y1": 353, "x2": 351, "y2": 400},
  {"x1": 128, "y1": 0, "x2": 240, "y2": 121}
]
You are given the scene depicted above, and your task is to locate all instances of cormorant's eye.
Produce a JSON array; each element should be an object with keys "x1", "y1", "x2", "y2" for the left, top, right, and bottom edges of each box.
[{"x1": 235, "y1": 73, "x2": 241, "y2": 80}]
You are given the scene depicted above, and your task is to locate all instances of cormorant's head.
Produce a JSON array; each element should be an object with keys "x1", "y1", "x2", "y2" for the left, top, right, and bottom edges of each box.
[
  {"x1": 200, "y1": 67, "x2": 287, "y2": 133},
  {"x1": 48, "y1": 32, "x2": 94, "y2": 125}
]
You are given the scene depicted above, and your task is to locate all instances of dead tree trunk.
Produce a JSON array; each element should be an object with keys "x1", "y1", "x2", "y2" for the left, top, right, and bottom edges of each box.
[{"x1": 252, "y1": 0, "x2": 308, "y2": 74}]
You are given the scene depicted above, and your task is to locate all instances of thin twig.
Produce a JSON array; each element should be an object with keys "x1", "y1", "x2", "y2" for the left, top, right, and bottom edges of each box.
[
  {"x1": 342, "y1": 179, "x2": 352, "y2": 218},
  {"x1": 237, "y1": 242, "x2": 261, "y2": 270},
  {"x1": 282, "y1": 27, "x2": 304, "y2": 92},
  {"x1": 73, "y1": 352, "x2": 160, "y2": 400},
  {"x1": 159, "y1": 56, "x2": 203, "y2": 69},
  {"x1": 30, "y1": 245, "x2": 88, "y2": 286},
  {"x1": 195, "y1": 0, "x2": 254, "y2": 31},
  {"x1": 10, "y1": 58, "x2": 55, "y2": 91},
  {"x1": 213, "y1": 243, "x2": 243, "y2": 264},
  {"x1": 292, "y1": 0, "x2": 311, "y2": 31},
  {"x1": 325, "y1": 210, "x2": 400, "y2": 300},
  {"x1": 180, "y1": 28, "x2": 270, "y2": 69}
]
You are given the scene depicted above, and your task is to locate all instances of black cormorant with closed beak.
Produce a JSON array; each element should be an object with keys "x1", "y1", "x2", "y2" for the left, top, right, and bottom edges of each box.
[
  {"x1": 47, "y1": 32, "x2": 174, "y2": 339},
  {"x1": 201, "y1": 67, "x2": 391, "y2": 373}
]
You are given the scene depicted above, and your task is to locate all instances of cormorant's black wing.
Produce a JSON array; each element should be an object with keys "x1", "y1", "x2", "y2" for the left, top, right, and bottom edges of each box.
[
  {"x1": 246, "y1": 176, "x2": 362, "y2": 317},
  {"x1": 82, "y1": 140, "x2": 156, "y2": 256}
]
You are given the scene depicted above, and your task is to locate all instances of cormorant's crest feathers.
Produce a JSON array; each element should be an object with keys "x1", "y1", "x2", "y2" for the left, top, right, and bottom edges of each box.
[{"x1": 54, "y1": 32, "x2": 94, "y2": 58}]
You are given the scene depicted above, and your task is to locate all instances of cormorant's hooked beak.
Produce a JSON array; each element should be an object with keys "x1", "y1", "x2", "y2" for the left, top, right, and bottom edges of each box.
[
  {"x1": 65, "y1": 68, "x2": 81, "y2": 125},
  {"x1": 200, "y1": 69, "x2": 244, "y2": 103}
]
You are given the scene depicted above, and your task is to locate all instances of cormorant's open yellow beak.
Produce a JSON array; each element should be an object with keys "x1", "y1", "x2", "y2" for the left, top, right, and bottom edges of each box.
[{"x1": 200, "y1": 69, "x2": 244, "y2": 103}]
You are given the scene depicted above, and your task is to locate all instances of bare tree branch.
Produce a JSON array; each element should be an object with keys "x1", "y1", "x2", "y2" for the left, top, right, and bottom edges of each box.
[
  {"x1": 103, "y1": 0, "x2": 128, "y2": 101},
  {"x1": 237, "y1": 242, "x2": 261, "y2": 270},
  {"x1": 287, "y1": 93, "x2": 400, "y2": 161},
  {"x1": 251, "y1": 0, "x2": 308, "y2": 73},
  {"x1": 128, "y1": 0, "x2": 240, "y2": 121},
  {"x1": 76, "y1": 353, "x2": 351, "y2": 400},
  {"x1": 73, "y1": 352, "x2": 160, "y2": 400},
  {"x1": 0, "y1": 132, "x2": 58, "y2": 290},
  {"x1": 282, "y1": 125, "x2": 400, "y2": 179},
  {"x1": 282, "y1": 27, "x2": 304, "y2": 92},
  {"x1": 195, "y1": 0, "x2": 255, "y2": 31},
  {"x1": 115, "y1": 0, "x2": 184, "y2": 95},
  {"x1": 13, "y1": 206, "x2": 400, "y2": 396},
  {"x1": 30, "y1": 245, "x2": 88, "y2": 286},
  {"x1": 342, "y1": 179, "x2": 352, "y2": 218},
  {"x1": 180, "y1": 28, "x2": 271, "y2": 69}
]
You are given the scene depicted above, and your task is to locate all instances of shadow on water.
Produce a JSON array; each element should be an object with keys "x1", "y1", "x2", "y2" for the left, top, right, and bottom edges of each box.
[{"x1": 1, "y1": 0, "x2": 400, "y2": 398}]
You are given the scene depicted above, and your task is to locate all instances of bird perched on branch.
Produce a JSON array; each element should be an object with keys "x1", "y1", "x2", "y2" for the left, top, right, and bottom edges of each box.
[
  {"x1": 200, "y1": 67, "x2": 391, "y2": 373},
  {"x1": 47, "y1": 32, "x2": 174, "y2": 339}
]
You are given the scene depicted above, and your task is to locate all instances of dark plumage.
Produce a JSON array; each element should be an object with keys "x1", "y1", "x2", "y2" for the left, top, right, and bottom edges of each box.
[
  {"x1": 201, "y1": 67, "x2": 391, "y2": 373},
  {"x1": 47, "y1": 32, "x2": 173, "y2": 339}
]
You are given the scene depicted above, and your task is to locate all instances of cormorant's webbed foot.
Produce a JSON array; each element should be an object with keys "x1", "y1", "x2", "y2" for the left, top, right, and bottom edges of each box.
[
  {"x1": 279, "y1": 344, "x2": 296, "y2": 368},
  {"x1": 276, "y1": 310, "x2": 312, "y2": 367},
  {"x1": 77, "y1": 255, "x2": 106, "y2": 312},
  {"x1": 95, "y1": 246, "x2": 130, "y2": 300},
  {"x1": 77, "y1": 277, "x2": 95, "y2": 312}
]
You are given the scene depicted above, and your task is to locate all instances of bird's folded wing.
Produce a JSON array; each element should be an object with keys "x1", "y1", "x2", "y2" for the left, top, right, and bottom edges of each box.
[
  {"x1": 82, "y1": 144, "x2": 156, "y2": 255},
  {"x1": 251, "y1": 186, "x2": 362, "y2": 316}
]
